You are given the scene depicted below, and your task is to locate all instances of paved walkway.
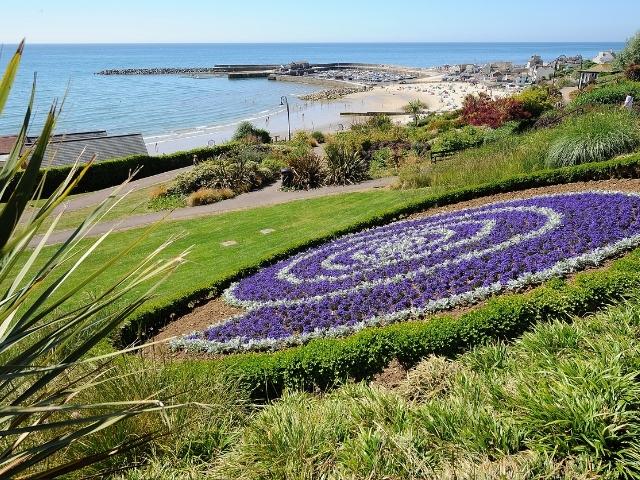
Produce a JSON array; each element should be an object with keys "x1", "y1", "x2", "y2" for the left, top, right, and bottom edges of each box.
[
  {"x1": 53, "y1": 166, "x2": 193, "y2": 214},
  {"x1": 37, "y1": 177, "x2": 396, "y2": 246}
]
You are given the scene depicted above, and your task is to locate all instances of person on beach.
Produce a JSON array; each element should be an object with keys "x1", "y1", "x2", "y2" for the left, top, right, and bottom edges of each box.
[{"x1": 624, "y1": 94, "x2": 634, "y2": 111}]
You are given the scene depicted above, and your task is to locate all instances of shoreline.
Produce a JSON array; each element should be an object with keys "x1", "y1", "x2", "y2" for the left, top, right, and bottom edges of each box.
[{"x1": 145, "y1": 75, "x2": 514, "y2": 155}]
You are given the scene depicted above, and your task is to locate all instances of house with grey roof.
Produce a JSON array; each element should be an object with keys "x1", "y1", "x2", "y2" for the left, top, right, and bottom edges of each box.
[{"x1": 1, "y1": 130, "x2": 147, "y2": 167}]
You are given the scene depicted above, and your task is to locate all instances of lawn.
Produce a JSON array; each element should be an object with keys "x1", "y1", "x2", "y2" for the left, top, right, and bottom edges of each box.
[{"x1": 18, "y1": 187, "x2": 433, "y2": 334}]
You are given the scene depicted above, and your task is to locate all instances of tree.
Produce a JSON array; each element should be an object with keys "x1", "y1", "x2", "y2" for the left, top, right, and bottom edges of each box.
[
  {"x1": 403, "y1": 100, "x2": 427, "y2": 126},
  {"x1": 615, "y1": 31, "x2": 640, "y2": 70}
]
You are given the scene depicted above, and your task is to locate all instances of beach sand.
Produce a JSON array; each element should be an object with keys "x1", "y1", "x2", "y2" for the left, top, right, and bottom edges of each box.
[{"x1": 145, "y1": 78, "x2": 515, "y2": 155}]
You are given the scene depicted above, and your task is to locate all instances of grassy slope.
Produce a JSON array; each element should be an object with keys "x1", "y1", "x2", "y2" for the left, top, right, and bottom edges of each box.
[{"x1": 119, "y1": 302, "x2": 640, "y2": 479}]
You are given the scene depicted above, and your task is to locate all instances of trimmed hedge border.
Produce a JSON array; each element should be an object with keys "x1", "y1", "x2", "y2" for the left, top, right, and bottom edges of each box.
[
  {"x1": 116, "y1": 152, "x2": 640, "y2": 352},
  {"x1": 3, "y1": 143, "x2": 240, "y2": 201},
  {"x1": 212, "y1": 251, "x2": 640, "y2": 399}
]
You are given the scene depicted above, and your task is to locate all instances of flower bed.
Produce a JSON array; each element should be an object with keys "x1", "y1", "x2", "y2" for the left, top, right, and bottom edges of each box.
[{"x1": 172, "y1": 191, "x2": 640, "y2": 354}]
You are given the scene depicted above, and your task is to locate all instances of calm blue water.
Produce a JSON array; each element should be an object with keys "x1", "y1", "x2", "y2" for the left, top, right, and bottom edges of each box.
[{"x1": 0, "y1": 42, "x2": 624, "y2": 137}]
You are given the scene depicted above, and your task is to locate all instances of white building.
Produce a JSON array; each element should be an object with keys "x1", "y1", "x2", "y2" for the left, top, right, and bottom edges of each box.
[
  {"x1": 592, "y1": 50, "x2": 616, "y2": 64},
  {"x1": 532, "y1": 65, "x2": 556, "y2": 82}
]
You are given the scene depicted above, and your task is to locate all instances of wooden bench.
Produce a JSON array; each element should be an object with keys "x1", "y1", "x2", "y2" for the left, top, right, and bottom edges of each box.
[{"x1": 430, "y1": 149, "x2": 457, "y2": 163}]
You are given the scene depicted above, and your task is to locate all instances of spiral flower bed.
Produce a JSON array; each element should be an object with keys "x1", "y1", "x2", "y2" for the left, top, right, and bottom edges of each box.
[{"x1": 172, "y1": 191, "x2": 640, "y2": 354}]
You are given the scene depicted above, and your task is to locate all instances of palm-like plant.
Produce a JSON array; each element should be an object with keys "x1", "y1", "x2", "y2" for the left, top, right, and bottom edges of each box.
[
  {"x1": 0, "y1": 41, "x2": 188, "y2": 478},
  {"x1": 403, "y1": 100, "x2": 427, "y2": 126}
]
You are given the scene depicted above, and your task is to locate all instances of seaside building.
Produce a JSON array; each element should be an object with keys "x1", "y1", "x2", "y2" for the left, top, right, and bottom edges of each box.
[{"x1": 0, "y1": 131, "x2": 148, "y2": 167}]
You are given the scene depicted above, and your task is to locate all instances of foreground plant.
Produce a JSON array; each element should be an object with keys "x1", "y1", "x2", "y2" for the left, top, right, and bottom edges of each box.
[{"x1": 0, "y1": 42, "x2": 188, "y2": 478}]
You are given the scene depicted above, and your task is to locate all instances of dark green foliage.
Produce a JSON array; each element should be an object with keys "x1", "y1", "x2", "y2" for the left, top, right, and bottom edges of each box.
[
  {"x1": 324, "y1": 143, "x2": 370, "y2": 185},
  {"x1": 431, "y1": 125, "x2": 486, "y2": 152},
  {"x1": 310, "y1": 131, "x2": 326, "y2": 144},
  {"x1": 115, "y1": 153, "x2": 640, "y2": 400},
  {"x1": 2, "y1": 143, "x2": 240, "y2": 201},
  {"x1": 233, "y1": 121, "x2": 272, "y2": 144},
  {"x1": 287, "y1": 152, "x2": 325, "y2": 190},
  {"x1": 626, "y1": 64, "x2": 640, "y2": 82}
]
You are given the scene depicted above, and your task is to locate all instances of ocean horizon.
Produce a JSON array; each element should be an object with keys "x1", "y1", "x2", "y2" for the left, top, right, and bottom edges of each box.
[{"x1": 0, "y1": 42, "x2": 625, "y2": 138}]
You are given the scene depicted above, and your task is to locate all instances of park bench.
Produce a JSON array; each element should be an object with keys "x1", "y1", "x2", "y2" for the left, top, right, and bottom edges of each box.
[{"x1": 430, "y1": 148, "x2": 457, "y2": 163}]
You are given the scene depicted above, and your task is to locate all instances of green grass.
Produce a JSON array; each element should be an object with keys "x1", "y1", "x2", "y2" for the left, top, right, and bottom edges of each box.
[
  {"x1": 118, "y1": 301, "x2": 640, "y2": 479},
  {"x1": 546, "y1": 109, "x2": 640, "y2": 168},
  {"x1": 414, "y1": 128, "x2": 556, "y2": 194},
  {"x1": 14, "y1": 188, "x2": 433, "y2": 330}
]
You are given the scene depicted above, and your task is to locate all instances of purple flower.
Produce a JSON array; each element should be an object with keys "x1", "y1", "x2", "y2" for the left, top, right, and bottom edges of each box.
[{"x1": 172, "y1": 191, "x2": 640, "y2": 353}]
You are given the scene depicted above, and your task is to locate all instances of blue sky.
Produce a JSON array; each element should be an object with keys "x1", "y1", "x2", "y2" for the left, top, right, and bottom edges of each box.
[{"x1": 2, "y1": 0, "x2": 638, "y2": 43}]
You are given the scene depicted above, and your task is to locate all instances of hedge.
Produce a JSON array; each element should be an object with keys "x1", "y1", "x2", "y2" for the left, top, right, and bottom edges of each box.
[
  {"x1": 2, "y1": 143, "x2": 240, "y2": 201},
  {"x1": 116, "y1": 152, "x2": 640, "y2": 352},
  {"x1": 210, "y1": 253, "x2": 640, "y2": 399}
]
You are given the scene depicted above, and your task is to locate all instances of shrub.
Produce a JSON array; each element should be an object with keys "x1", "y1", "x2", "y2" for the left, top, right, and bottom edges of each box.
[
  {"x1": 615, "y1": 31, "x2": 640, "y2": 70},
  {"x1": 365, "y1": 114, "x2": 394, "y2": 131},
  {"x1": 396, "y1": 156, "x2": 431, "y2": 189},
  {"x1": 260, "y1": 155, "x2": 287, "y2": 176},
  {"x1": 149, "y1": 184, "x2": 169, "y2": 200},
  {"x1": 324, "y1": 143, "x2": 370, "y2": 185},
  {"x1": 288, "y1": 152, "x2": 325, "y2": 190},
  {"x1": 572, "y1": 81, "x2": 640, "y2": 107},
  {"x1": 462, "y1": 93, "x2": 531, "y2": 128},
  {"x1": 170, "y1": 147, "x2": 274, "y2": 195},
  {"x1": 546, "y1": 110, "x2": 640, "y2": 168},
  {"x1": 233, "y1": 121, "x2": 271, "y2": 144},
  {"x1": 311, "y1": 131, "x2": 326, "y2": 144},
  {"x1": 431, "y1": 125, "x2": 485, "y2": 152},
  {"x1": 512, "y1": 85, "x2": 560, "y2": 117},
  {"x1": 186, "y1": 188, "x2": 235, "y2": 207},
  {"x1": 625, "y1": 64, "x2": 640, "y2": 82}
]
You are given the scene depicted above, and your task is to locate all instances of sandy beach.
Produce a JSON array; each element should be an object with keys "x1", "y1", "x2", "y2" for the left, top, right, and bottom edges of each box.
[{"x1": 145, "y1": 77, "x2": 516, "y2": 154}]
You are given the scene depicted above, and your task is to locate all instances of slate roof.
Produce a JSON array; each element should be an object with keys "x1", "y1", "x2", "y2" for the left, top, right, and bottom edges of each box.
[
  {"x1": 0, "y1": 135, "x2": 17, "y2": 155},
  {"x1": 37, "y1": 133, "x2": 148, "y2": 167}
]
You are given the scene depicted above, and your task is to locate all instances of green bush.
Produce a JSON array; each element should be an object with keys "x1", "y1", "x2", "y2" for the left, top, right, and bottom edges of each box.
[
  {"x1": 311, "y1": 131, "x2": 326, "y2": 144},
  {"x1": 396, "y1": 161, "x2": 431, "y2": 189},
  {"x1": 431, "y1": 125, "x2": 486, "y2": 152},
  {"x1": 512, "y1": 85, "x2": 560, "y2": 117},
  {"x1": 169, "y1": 147, "x2": 274, "y2": 195},
  {"x1": 232, "y1": 121, "x2": 271, "y2": 144},
  {"x1": 324, "y1": 143, "x2": 370, "y2": 185},
  {"x1": 546, "y1": 109, "x2": 640, "y2": 168},
  {"x1": 572, "y1": 81, "x2": 640, "y2": 107},
  {"x1": 287, "y1": 152, "x2": 325, "y2": 190},
  {"x1": 615, "y1": 31, "x2": 640, "y2": 69}
]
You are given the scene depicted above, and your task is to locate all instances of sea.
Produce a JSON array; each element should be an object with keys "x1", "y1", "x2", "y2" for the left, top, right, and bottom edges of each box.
[{"x1": 0, "y1": 42, "x2": 624, "y2": 138}]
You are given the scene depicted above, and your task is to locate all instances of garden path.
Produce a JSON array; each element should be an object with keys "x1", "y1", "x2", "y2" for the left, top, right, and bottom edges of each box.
[{"x1": 36, "y1": 177, "x2": 396, "y2": 246}]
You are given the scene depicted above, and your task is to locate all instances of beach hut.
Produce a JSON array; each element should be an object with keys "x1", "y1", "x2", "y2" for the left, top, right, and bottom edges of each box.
[{"x1": 578, "y1": 63, "x2": 621, "y2": 89}]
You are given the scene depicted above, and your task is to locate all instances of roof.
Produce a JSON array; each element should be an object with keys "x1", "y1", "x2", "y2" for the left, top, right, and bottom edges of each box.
[
  {"x1": 579, "y1": 63, "x2": 621, "y2": 74},
  {"x1": 25, "y1": 130, "x2": 107, "y2": 145},
  {"x1": 0, "y1": 135, "x2": 17, "y2": 155},
  {"x1": 38, "y1": 133, "x2": 148, "y2": 167}
]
